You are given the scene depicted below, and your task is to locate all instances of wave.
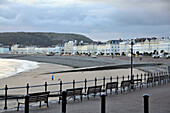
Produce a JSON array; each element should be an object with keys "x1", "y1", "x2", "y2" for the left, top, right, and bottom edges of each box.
[{"x1": 0, "y1": 58, "x2": 40, "y2": 79}]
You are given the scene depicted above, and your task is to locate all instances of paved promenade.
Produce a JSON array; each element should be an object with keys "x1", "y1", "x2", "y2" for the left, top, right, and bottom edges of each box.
[{"x1": 3, "y1": 83, "x2": 170, "y2": 113}]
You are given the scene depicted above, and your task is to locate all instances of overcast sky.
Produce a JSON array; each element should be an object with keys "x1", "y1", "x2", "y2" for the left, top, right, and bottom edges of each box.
[{"x1": 0, "y1": 0, "x2": 170, "y2": 41}]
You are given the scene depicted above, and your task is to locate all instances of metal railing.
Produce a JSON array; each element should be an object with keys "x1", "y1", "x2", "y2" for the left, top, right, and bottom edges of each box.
[{"x1": 0, "y1": 71, "x2": 169, "y2": 110}]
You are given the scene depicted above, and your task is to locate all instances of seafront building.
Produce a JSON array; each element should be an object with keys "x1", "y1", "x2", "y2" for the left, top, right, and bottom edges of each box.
[
  {"x1": 119, "y1": 37, "x2": 170, "y2": 56},
  {"x1": 0, "y1": 46, "x2": 10, "y2": 54},
  {"x1": 11, "y1": 44, "x2": 64, "y2": 54},
  {"x1": 133, "y1": 37, "x2": 170, "y2": 55},
  {"x1": 7, "y1": 37, "x2": 170, "y2": 56}
]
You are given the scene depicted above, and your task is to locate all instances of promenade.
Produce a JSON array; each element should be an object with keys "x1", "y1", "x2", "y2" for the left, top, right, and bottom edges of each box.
[{"x1": 3, "y1": 82, "x2": 170, "y2": 113}]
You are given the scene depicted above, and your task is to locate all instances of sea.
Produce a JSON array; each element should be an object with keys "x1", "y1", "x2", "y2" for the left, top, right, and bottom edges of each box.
[{"x1": 0, "y1": 58, "x2": 39, "y2": 79}]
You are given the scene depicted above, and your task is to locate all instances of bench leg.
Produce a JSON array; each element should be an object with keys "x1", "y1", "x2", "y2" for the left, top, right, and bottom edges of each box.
[
  {"x1": 74, "y1": 96, "x2": 75, "y2": 101},
  {"x1": 58, "y1": 97, "x2": 61, "y2": 104},
  {"x1": 80, "y1": 95, "x2": 82, "y2": 101},
  {"x1": 116, "y1": 88, "x2": 118, "y2": 95},
  {"x1": 87, "y1": 95, "x2": 89, "y2": 100},
  {"x1": 17, "y1": 103, "x2": 20, "y2": 111},
  {"x1": 39, "y1": 101, "x2": 41, "y2": 107},
  {"x1": 47, "y1": 102, "x2": 49, "y2": 108}
]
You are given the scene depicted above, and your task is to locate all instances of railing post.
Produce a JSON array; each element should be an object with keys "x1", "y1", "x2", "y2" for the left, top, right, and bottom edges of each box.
[
  {"x1": 95, "y1": 77, "x2": 97, "y2": 86},
  {"x1": 141, "y1": 73, "x2": 143, "y2": 79},
  {"x1": 85, "y1": 79, "x2": 87, "y2": 93},
  {"x1": 60, "y1": 81, "x2": 62, "y2": 94},
  {"x1": 45, "y1": 82, "x2": 47, "y2": 92},
  {"x1": 103, "y1": 77, "x2": 105, "y2": 89},
  {"x1": 137, "y1": 74, "x2": 139, "y2": 85},
  {"x1": 25, "y1": 95, "x2": 29, "y2": 113},
  {"x1": 143, "y1": 94, "x2": 149, "y2": 113},
  {"x1": 62, "y1": 91, "x2": 67, "y2": 113},
  {"x1": 27, "y1": 83, "x2": 29, "y2": 94},
  {"x1": 144, "y1": 73, "x2": 146, "y2": 83},
  {"x1": 117, "y1": 76, "x2": 119, "y2": 94},
  {"x1": 101, "y1": 94, "x2": 106, "y2": 113},
  {"x1": 73, "y1": 80, "x2": 75, "y2": 89},
  {"x1": 141, "y1": 74, "x2": 143, "y2": 88},
  {"x1": 4, "y1": 85, "x2": 8, "y2": 110},
  {"x1": 110, "y1": 76, "x2": 112, "y2": 82}
]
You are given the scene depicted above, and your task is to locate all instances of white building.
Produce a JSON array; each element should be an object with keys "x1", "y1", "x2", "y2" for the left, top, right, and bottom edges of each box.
[
  {"x1": 11, "y1": 44, "x2": 64, "y2": 54},
  {"x1": 0, "y1": 46, "x2": 10, "y2": 54}
]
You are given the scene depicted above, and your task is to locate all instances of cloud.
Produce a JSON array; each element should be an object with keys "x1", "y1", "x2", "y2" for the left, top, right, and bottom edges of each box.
[{"x1": 0, "y1": 0, "x2": 170, "y2": 40}]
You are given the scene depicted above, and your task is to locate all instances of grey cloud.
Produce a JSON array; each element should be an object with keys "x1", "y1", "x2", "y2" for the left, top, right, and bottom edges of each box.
[{"x1": 0, "y1": 0, "x2": 170, "y2": 40}]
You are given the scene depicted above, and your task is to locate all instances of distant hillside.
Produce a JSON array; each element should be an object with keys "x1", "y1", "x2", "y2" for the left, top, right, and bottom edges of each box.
[{"x1": 0, "y1": 32, "x2": 93, "y2": 46}]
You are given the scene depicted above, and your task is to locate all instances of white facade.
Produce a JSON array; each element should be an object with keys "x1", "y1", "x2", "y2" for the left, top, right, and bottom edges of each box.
[
  {"x1": 11, "y1": 44, "x2": 64, "y2": 54},
  {"x1": 133, "y1": 37, "x2": 170, "y2": 54},
  {"x1": 0, "y1": 46, "x2": 10, "y2": 54}
]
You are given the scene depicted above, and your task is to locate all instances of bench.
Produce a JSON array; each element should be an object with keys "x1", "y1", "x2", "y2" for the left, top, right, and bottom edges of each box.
[
  {"x1": 85, "y1": 85, "x2": 102, "y2": 100},
  {"x1": 120, "y1": 80, "x2": 131, "y2": 93},
  {"x1": 58, "y1": 87, "x2": 83, "y2": 104},
  {"x1": 17, "y1": 91, "x2": 50, "y2": 111},
  {"x1": 105, "y1": 82, "x2": 118, "y2": 95},
  {"x1": 147, "y1": 77, "x2": 153, "y2": 87},
  {"x1": 133, "y1": 79, "x2": 143, "y2": 89},
  {"x1": 153, "y1": 76, "x2": 160, "y2": 85}
]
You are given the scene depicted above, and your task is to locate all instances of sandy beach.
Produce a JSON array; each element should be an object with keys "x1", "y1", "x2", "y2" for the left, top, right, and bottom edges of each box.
[
  {"x1": 0, "y1": 55, "x2": 168, "y2": 111},
  {"x1": 0, "y1": 62, "x2": 144, "y2": 89},
  {"x1": 0, "y1": 61, "x2": 145, "y2": 111}
]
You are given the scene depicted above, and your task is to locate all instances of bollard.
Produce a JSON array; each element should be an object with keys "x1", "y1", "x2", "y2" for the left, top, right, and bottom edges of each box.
[
  {"x1": 25, "y1": 95, "x2": 29, "y2": 113},
  {"x1": 143, "y1": 94, "x2": 149, "y2": 113},
  {"x1": 101, "y1": 94, "x2": 106, "y2": 113},
  {"x1": 62, "y1": 91, "x2": 67, "y2": 113}
]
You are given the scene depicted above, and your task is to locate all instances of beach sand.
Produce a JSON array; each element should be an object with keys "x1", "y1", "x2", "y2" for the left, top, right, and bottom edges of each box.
[
  {"x1": 0, "y1": 62, "x2": 145, "y2": 110},
  {"x1": 0, "y1": 62, "x2": 145, "y2": 90}
]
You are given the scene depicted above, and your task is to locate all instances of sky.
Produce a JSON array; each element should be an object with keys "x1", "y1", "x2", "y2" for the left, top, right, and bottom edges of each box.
[{"x1": 0, "y1": 0, "x2": 170, "y2": 41}]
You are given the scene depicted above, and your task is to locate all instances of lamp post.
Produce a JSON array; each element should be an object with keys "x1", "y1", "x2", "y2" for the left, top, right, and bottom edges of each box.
[{"x1": 131, "y1": 40, "x2": 134, "y2": 89}]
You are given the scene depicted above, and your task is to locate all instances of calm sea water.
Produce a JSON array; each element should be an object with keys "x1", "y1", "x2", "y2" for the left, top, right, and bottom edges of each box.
[{"x1": 0, "y1": 58, "x2": 39, "y2": 79}]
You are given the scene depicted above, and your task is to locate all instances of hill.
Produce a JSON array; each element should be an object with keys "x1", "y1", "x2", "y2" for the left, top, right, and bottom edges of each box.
[{"x1": 0, "y1": 32, "x2": 93, "y2": 46}]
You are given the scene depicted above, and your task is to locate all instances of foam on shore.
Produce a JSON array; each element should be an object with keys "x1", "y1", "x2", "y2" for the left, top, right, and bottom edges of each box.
[{"x1": 0, "y1": 58, "x2": 40, "y2": 79}]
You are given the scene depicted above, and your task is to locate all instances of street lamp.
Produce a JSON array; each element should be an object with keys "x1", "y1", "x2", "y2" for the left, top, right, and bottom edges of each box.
[{"x1": 131, "y1": 40, "x2": 134, "y2": 89}]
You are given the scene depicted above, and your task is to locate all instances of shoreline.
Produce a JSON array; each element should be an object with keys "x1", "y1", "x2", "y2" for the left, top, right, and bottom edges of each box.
[
  {"x1": 0, "y1": 61, "x2": 145, "y2": 110},
  {"x1": 0, "y1": 58, "x2": 40, "y2": 79}
]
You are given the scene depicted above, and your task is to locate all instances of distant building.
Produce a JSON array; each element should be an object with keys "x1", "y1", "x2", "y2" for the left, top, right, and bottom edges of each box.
[
  {"x1": 64, "y1": 41, "x2": 77, "y2": 54},
  {"x1": 0, "y1": 46, "x2": 10, "y2": 54},
  {"x1": 11, "y1": 44, "x2": 64, "y2": 54}
]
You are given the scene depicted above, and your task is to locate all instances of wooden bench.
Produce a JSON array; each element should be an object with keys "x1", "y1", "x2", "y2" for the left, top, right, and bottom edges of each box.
[
  {"x1": 105, "y1": 82, "x2": 118, "y2": 95},
  {"x1": 154, "y1": 76, "x2": 160, "y2": 85},
  {"x1": 120, "y1": 80, "x2": 131, "y2": 93},
  {"x1": 58, "y1": 87, "x2": 83, "y2": 104},
  {"x1": 85, "y1": 85, "x2": 102, "y2": 100},
  {"x1": 17, "y1": 92, "x2": 50, "y2": 111},
  {"x1": 147, "y1": 77, "x2": 153, "y2": 87},
  {"x1": 133, "y1": 79, "x2": 143, "y2": 89}
]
